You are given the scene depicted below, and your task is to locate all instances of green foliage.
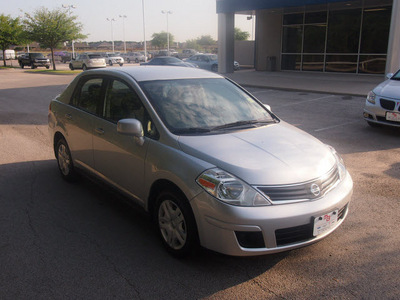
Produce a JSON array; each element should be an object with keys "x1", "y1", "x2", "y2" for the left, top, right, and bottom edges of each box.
[
  {"x1": 185, "y1": 39, "x2": 201, "y2": 51},
  {"x1": 196, "y1": 35, "x2": 216, "y2": 46},
  {"x1": 234, "y1": 27, "x2": 250, "y2": 41},
  {"x1": 151, "y1": 31, "x2": 174, "y2": 49},
  {"x1": 23, "y1": 7, "x2": 87, "y2": 70},
  {"x1": 0, "y1": 14, "x2": 25, "y2": 66}
]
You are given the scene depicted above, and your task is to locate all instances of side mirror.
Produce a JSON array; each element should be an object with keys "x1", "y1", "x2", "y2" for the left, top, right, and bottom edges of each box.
[
  {"x1": 386, "y1": 73, "x2": 394, "y2": 79},
  {"x1": 263, "y1": 104, "x2": 272, "y2": 111},
  {"x1": 117, "y1": 118, "x2": 145, "y2": 146}
]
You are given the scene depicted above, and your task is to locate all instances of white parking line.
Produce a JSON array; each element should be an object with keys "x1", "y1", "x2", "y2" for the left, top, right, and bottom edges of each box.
[
  {"x1": 314, "y1": 121, "x2": 360, "y2": 132},
  {"x1": 278, "y1": 95, "x2": 335, "y2": 107}
]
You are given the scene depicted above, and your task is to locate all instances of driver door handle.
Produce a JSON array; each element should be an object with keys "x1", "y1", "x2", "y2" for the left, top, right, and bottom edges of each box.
[{"x1": 95, "y1": 128, "x2": 105, "y2": 135}]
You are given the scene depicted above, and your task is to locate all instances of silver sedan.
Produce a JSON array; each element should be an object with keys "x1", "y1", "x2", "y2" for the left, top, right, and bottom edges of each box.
[
  {"x1": 48, "y1": 66, "x2": 353, "y2": 257},
  {"x1": 363, "y1": 70, "x2": 400, "y2": 127}
]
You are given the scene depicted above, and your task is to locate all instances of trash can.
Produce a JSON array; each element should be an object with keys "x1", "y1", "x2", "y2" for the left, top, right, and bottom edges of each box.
[{"x1": 267, "y1": 56, "x2": 276, "y2": 71}]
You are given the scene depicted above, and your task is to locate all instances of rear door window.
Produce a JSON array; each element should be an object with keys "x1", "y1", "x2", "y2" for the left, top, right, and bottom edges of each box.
[{"x1": 72, "y1": 78, "x2": 104, "y2": 116}]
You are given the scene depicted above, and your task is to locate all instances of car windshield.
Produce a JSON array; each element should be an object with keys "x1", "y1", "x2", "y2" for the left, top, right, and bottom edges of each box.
[
  {"x1": 140, "y1": 78, "x2": 277, "y2": 135},
  {"x1": 391, "y1": 70, "x2": 400, "y2": 80}
]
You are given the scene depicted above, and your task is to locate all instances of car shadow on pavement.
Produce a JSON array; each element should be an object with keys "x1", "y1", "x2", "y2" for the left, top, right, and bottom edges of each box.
[{"x1": 0, "y1": 159, "x2": 289, "y2": 299}]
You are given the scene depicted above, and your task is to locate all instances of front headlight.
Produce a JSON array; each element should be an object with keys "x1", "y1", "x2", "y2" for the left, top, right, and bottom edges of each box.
[
  {"x1": 328, "y1": 146, "x2": 346, "y2": 180},
  {"x1": 196, "y1": 168, "x2": 271, "y2": 206},
  {"x1": 367, "y1": 91, "x2": 376, "y2": 104}
]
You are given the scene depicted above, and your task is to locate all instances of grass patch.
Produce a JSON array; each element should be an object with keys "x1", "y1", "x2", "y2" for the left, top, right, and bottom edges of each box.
[{"x1": 25, "y1": 69, "x2": 81, "y2": 75}]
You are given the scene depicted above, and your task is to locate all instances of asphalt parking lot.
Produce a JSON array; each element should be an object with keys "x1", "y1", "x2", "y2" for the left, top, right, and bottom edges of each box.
[{"x1": 0, "y1": 67, "x2": 399, "y2": 299}]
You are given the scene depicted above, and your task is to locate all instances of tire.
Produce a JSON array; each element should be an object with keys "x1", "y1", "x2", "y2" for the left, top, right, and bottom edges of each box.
[
  {"x1": 56, "y1": 138, "x2": 77, "y2": 182},
  {"x1": 69, "y1": 63, "x2": 74, "y2": 70},
  {"x1": 31, "y1": 65, "x2": 36, "y2": 69},
  {"x1": 211, "y1": 64, "x2": 218, "y2": 72},
  {"x1": 127, "y1": 58, "x2": 130, "y2": 63},
  {"x1": 109, "y1": 60, "x2": 113, "y2": 66},
  {"x1": 82, "y1": 64, "x2": 87, "y2": 71},
  {"x1": 135, "y1": 58, "x2": 139, "y2": 63},
  {"x1": 154, "y1": 190, "x2": 198, "y2": 257},
  {"x1": 119, "y1": 63, "x2": 123, "y2": 67},
  {"x1": 46, "y1": 65, "x2": 50, "y2": 69},
  {"x1": 20, "y1": 63, "x2": 24, "y2": 69}
]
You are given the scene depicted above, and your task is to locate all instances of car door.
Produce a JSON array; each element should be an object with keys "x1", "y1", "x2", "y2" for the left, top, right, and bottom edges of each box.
[
  {"x1": 92, "y1": 77, "x2": 155, "y2": 202},
  {"x1": 63, "y1": 76, "x2": 106, "y2": 170}
]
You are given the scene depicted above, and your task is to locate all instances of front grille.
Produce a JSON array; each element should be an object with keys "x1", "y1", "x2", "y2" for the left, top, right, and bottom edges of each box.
[
  {"x1": 380, "y1": 99, "x2": 396, "y2": 110},
  {"x1": 275, "y1": 204, "x2": 348, "y2": 247},
  {"x1": 275, "y1": 224, "x2": 313, "y2": 246},
  {"x1": 257, "y1": 166, "x2": 340, "y2": 203}
]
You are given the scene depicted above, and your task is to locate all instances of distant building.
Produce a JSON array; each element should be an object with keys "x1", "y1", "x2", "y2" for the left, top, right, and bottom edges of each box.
[{"x1": 217, "y1": 0, "x2": 399, "y2": 74}]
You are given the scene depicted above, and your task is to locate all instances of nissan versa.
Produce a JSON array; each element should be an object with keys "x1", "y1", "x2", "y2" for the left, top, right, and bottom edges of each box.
[{"x1": 48, "y1": 66, "x2": 353, "y2": 257}]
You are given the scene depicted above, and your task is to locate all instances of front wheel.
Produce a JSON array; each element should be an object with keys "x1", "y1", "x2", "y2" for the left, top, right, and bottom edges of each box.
[
  {"x1": 20, "y1": 63, "x2": 24, "y2": 69},
  {"x1": 154, "y1": 190, "x2": 198, "y2": 257},
  {"x1": 46, "y1": 65, "x2": 50, "y2": 69},
  {"x1": 69, "y1": 63, "x2": 74, "y2": 70},
  {"x1": 56, "y1": 138, "x2": 76, "y2": 182},
  {"x1": 82, "y1": 64, "x2": 87, "y2": 71}
]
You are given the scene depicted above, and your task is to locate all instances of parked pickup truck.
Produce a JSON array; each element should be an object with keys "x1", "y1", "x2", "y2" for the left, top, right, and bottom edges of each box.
[{"x1": 18, "y1": 53, "x2": 51, "y2": 69}]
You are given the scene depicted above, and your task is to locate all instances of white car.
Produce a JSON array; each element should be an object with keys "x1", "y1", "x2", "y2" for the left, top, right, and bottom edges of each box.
[
  {"x1": 69, "y1": 53, "x2": 106, "y2": 71},
  {"x1": 104, "y1": 53, "x2": 124, "y2": 66},
  {"x1": 363, "y1": 70, "x2": 400, "y2": 128},
  {"x1": 123, "y1": 52, "x2": 145, "y2": 63}
]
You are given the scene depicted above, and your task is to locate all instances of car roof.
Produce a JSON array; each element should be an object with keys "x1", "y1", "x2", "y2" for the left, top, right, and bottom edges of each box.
[{"x1": 86, "y1": 66, "x2": 222, "y2": 82}]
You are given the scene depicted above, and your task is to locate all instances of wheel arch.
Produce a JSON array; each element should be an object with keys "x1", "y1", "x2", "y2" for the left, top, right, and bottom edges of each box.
[
  {"x1": 53, "y1": 131, "x2": 66, "y2": 157},
  {"x1": 147, "y1": 179, "x2": 189, "y2": 217}
]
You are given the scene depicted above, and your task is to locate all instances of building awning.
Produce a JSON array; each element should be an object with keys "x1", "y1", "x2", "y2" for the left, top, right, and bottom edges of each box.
[{"x1": 216, "y1": 0, "x2": 355, "y2": 13}]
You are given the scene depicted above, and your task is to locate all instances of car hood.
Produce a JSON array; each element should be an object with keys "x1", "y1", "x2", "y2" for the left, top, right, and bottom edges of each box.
[
  {"x1": 178, "y1": 122, "x2": 336, "y2": 185},
  {"x1": 374, "y1": 79, "x2": 400, "y2": 99}
]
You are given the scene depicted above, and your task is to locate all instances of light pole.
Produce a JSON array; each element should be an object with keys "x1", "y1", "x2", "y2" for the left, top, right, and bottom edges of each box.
[
  {"x1": 119, "y1": 15, "x2": 127, "y2": 53},
  {"x1": 161, "y1": 10, "x2": 172, "y2": 55},
  {"x1": 142, "y1": 0, "x2": 147, "y2": 61},
  {"x1": 106, "y1": 18, "x2": 116, "y2": 53},
  {"x1": 62, "y1": 4, "x2": 76, "y2": 58}
]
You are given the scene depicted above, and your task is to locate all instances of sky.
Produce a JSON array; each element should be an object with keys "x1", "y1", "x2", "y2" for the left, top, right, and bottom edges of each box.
[{"x1": 4, "y1": 0, "x2": 255, "y2": 43}]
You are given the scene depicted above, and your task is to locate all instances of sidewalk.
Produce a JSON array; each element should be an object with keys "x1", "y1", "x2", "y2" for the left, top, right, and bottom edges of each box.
[{"x1": 225, "y1": 69, "x2": 385, "y2": 97}]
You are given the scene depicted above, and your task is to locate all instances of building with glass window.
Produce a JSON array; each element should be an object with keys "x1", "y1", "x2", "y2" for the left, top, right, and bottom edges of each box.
[{"x1": 217, "y1": 0, "x2": 400, "y2": 74}]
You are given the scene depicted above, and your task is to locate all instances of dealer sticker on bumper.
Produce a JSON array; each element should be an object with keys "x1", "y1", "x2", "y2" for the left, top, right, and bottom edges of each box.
[
  {"x1": 386, "y1": 112, "x2": 400, "y2": 122},
  {"x1": 313, "y1": 210, "x2": 338, "y2": 236}
]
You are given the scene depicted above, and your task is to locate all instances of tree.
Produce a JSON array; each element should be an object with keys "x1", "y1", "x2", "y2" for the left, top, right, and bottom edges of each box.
[
  {"x1": 196, "y1": 35, "x2": 216, "y2": 46},
  {"x1": 0, "y1": 15, "x2": 25, "y2": 67},
  {"x1": 151, "y1": 31, "x2": 174, "y2": 49},
  {"x1": 185, "y1": 39, "x2": 201, "y2": 51},
  {"x1": 234, "y1": 27, "x2": 250, "y2": 41},
  {"x1": 23, "y1": 7, "x2": 87, "y2": 70}
]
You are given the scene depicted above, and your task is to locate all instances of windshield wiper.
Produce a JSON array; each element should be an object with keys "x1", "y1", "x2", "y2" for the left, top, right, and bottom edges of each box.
[{"x1": 212, "y1": 120, "x2": 274, "y2": 131}]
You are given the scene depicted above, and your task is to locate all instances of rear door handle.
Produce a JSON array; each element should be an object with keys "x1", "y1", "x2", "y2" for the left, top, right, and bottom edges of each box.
[{"x1": 95, "y1": 128, "x2": 105, "y2": 135}]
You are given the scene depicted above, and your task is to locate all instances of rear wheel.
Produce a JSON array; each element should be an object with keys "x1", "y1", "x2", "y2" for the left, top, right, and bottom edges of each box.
[
  {"x1": 69, "y1": 63, "x2": 74, "y2": 70},
  {"x1": 154, "y1": 190, "x2": 198, "y2": 257},
  {"x1": 20, "y1": 63, "x2": 24, "y2": 69},
  {"x1": 56, "y1": 138, "x2": 76, "y2": 182}
]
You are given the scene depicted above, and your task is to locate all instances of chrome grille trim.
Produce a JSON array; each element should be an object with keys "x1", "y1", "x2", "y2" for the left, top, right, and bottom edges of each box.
[{"x1": 256, "y1": 165, "x2": 340, "y2": 204}]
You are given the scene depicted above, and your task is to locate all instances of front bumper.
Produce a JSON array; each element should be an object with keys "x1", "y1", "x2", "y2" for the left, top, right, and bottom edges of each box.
[
  {"x1": 191, "y1": 171, "x2": 353, "y2": 256},
  {"x1": 363, "y1": 98, "x2": 400, "y2": 127}
]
